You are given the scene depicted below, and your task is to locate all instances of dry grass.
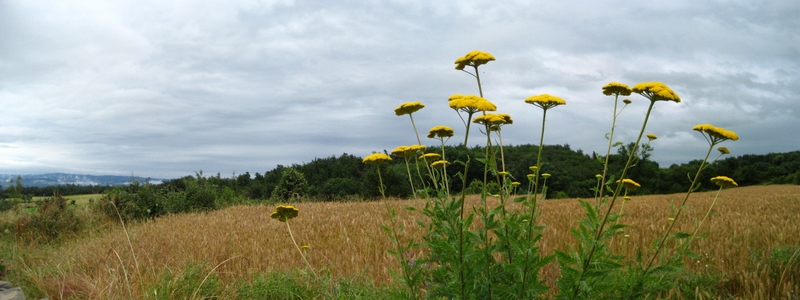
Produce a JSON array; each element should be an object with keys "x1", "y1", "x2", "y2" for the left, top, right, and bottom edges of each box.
[{"x1": 8, "y1": 185, "x2": 800, "y2": 299}]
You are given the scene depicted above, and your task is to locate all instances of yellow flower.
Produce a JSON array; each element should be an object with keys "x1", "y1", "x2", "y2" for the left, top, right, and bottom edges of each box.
[
  {"x1": 391, "y1": 145, "x2": 410, "y2": 156},
  {"x1": 525, "y1": 94, "x2": 566, "y2": 110},
  {"x1": 394, "y1": 101, "x2": 425, "y2": 116},
  {"x1": 362, "y1": 153, "x2": 392, "y2": 165},
  {"x1": 692, "y1": 124, "x2": 739, "y2": 141},
  {"x1": 431, "y1": 160, "x2": 450, "y2": 169},
  {"x1": 616, "y1": 179, "x2": 641, "y2": 190},
  {"x1": 511, "y1": 182, "x2": 521, "y2": 186},
  {"x1": 624, "y1": 234, "x2": 630, "y2": 238},
  {"x1": 419, "y1": 153, "x2": 441, "y2": 162},
  {"x1": 602, "y1": 82, "x2": 632, "y2": 96},
  {"x1": 595, "y1": 174, "x2": 603, "y2": 179},
  {"x1": 711, "y1": 176, "x2": 738, "y2": 188},
  {"x1": 449, "y1": 94, "x2": 497, "y2": 113},
  {"x1": 623, "y1": 99, "x2": 632, "y2": 104},
  {"x1": 454, "y1": 50, "x2": 496, "y2": 70},
  {"x1": 526, "y1": 174, "x2": 535, "y2": 180},
  {"x1": 718, "y1": 147, "x2": 730, "y2": 154},
  {"x1": 668, "y1": 218, "x2": 675, "y2": 222},
  {"x1": 498, "y1": 171, "x2": 509, "y2": 176},
  {"x1": 472, "y1": 113, "x2": 514, "y2": 127},
  {"x1": 529, "y1": 166, "x2": 538, "y2": 171},
  {"x1": 647, "y1": 133, "x2": 658, "y2": 140},
  {"x1": 631, "y1": 82, "x2": 681, "y2": 102},
  {"x1": 301, "y1": 245, "x2": 310, "y2": 250},
  {"x1": 427, "y1": 125, "x2": 455, "y2": 138},
  {"x1": 541, "y1": 173, "x2": 551, "y2": 178},
  {"x1": 409, "y1": 144, "x2": 427, "y2": 153},
  {"x1": 623, "y1": 196, "x2": 631, "y2": 201},
  {"x1": 270, "y1": 205, "x2": 299, "y2": 222}
]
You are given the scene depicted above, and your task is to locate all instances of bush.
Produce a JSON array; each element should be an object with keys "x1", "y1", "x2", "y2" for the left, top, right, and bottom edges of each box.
[
  {"x1": 271, "y1": 168, "x2": 309, "y2": 201},
  {"x1": 19, "y1": 193, "x2": 83, "y2": 242},
  {"x1": 0, "y1": 198, "x2": 19, "y2": 212}
]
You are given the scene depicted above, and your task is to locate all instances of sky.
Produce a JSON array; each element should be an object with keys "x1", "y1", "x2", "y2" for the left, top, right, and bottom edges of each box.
[{"x1": 1, "y1": 0, "x2": 798, "y2": 180}]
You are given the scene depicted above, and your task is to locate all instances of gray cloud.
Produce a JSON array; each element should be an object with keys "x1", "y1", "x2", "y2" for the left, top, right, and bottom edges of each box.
[{"x1": 0, "y1": 0, "x2": 798, "y2": 178}]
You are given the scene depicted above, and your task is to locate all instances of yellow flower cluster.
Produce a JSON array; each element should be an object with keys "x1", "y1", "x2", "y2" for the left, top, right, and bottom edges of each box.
[
  {"x1": 270, "y1": 205, "x2": 299, "y2": 222},
  {"x1": 631, "y1": 82, "x2": 681, "y2": 102},
  {"x1": 647, "y1": 133, "x2": 658, "y2": 140},
  {"x1": 524, "y1": 94, "x2": 567, "y2": 110},
  {"x1": 391, "y1": 145, "x2": 426, "y2": 156},
  {"x1": 394, "y1": 101, "x2": 425, "y2": 116},
  {"x1": 427, "y1": 125, "x2": 455, "y2": 138},
  {"x1": 472, "y1": 113, "x2": 513, "y2": 126},
  {"x1": 692, "y1": 124, "x2": 739, "y2": 141},
  {"x1": 454, "y1": 50, "x2": 496, "y2": 70},
  {"x1": 431, "y1": 160, "x2": 450, "y2": 169},
  {"x1": 602, "y1": 82, "x2": 632, "y2": 96},
  {"x1": 420, "y1": 153, "x2": 441, "y2": 162},
  {"x1": 717, "y1": 147, "x2": 730, "y2": 154},
  {"x1": 363, "y1": 153, "x2": 392, "y2": 164},
  {"x1": 711, "y1": 176, "x2": 738, "y2": 188},
  {"x1": 391, "y1": 146, "x2": 410, "y2": 156},
  {"x1": 616, "y1": 179, "x2": 641, "y2": 190},
  {"x1": 448, "y1": 94, "x2": 497, "y2": 112}
]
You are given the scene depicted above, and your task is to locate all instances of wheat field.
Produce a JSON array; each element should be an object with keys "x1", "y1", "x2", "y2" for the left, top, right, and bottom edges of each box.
[{"x1": 12, "y1": 185, "x2": 800, "y2": 298}]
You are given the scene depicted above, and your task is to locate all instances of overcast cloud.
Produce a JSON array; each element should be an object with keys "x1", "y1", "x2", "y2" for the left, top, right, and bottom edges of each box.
[{"x1": 1, "y1": 0, "x2": 798, "y2": 179}]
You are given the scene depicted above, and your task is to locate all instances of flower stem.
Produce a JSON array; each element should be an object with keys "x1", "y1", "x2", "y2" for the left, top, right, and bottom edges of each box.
[
  {"x1": 285, "y1": 220, "x2": 317, "y2": 278},
  {"x1": 644, "y1": 143, "x2": 714, "y2": 272},
  {"x1": 598, "y1": 93, "x2": 621, "y2": 203},
  {"x1": 571, "y1": 100, "x2": 655, "y2": 300},
  {"x1": 686, "y1": 186, "x2": 723, "y2": 246}
]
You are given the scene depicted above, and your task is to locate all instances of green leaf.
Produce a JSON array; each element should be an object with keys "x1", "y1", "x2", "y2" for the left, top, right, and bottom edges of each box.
[{"x1": 672, "y1": 231, "x2": 691, "y2": 239}]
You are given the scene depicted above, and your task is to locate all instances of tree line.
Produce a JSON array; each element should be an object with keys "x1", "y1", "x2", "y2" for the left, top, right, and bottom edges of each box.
[{"x1": 3, "y1": 145, "x2": 799, "y2": 203}]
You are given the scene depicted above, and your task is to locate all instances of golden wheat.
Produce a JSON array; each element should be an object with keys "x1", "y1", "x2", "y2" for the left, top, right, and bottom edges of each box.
[{"x1": 13, "y1": 185, "x2": 800, "y2": 298}]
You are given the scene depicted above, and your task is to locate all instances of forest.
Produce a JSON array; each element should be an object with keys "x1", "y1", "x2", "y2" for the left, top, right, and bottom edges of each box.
[{"x1": 5, "y1": 144, "x2": 798, "y2": 202}]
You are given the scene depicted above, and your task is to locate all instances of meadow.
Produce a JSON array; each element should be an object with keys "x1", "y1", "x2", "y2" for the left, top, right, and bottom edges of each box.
[
  {"x1": 1, "y1": 185, "x2": 798, "y2": 299},
  {"x1": 3, "y1": 51, "x2": 799, "y2": 299}
]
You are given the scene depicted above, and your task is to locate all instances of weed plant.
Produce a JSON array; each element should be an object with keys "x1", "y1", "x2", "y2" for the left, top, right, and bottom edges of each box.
[{"x1": 362, "y1": 50, "x2": 743, "y2": 299}]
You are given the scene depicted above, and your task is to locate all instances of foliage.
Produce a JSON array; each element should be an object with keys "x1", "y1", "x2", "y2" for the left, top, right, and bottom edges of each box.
[
  {"x1": 237, "y1": 270, "x2": 401, "y2": 300},
  {"x1": 148, "y1": 261, "x2": 222, "y2": 300},
  {"x1": 271, "y1": 168, "x2": 310, "y2": 201},
  {"x1": 0, "y1": 258, "x2": 7, "y2": 280},
  {"x1": 18, "y1": 192, "x2": 83, "y2": 242},
  {"x1": 0, "y1": 197, "x2": 19, "y2": 212}
]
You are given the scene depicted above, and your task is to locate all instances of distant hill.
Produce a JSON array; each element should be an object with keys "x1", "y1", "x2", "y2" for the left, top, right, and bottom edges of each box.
[{"x1": 0, "y1": 173, "x2": 166, "y2": 188}]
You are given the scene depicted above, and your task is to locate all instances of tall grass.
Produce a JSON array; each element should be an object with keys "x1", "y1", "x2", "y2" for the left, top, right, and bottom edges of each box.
[{"x1": 1, "y1": 185, "x2": 798, "y2": 298}]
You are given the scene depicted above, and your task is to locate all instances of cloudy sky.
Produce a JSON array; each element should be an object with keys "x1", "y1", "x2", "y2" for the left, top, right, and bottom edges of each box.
[{"x1": 1, "y1": 0, "x2": 798, "y2": 179}]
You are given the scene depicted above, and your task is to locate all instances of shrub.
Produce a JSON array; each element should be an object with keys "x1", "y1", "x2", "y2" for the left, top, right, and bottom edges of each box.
[
  {"x1": 20, "y1": 193, "x2": 83, "y2": 242},
  {"x1": 271, "y1": 168, "x2": 309, "y2": 201},
  {"x1": 0, "y1": 198, "x2": 19, "y2": 212}
]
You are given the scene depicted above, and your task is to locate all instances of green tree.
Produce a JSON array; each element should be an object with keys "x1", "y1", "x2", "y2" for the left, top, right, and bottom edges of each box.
[{"x1": 271, "y1": 168, "x2": 309, "y2": 201}]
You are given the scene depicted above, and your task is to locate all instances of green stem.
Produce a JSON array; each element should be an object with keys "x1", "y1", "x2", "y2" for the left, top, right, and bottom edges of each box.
[
  {"x1": 644, "y1": 143, "x2": 714, "y2": 272},
  {"x1": 377, "y1": 165, "x2": 386, "y2": 199},
  {"x1": 571, "y1": 100, "x2": 655, "y2": 300},
  {"x1": 686, "y1": 186, "x2": 723, "y2": 247},
  {"x1": 598, "y1": 93, "x2": 621, "y2": 203},
  {"x1": 409, "y1": 113, "x2": 422, "y2": 146},
  {"x1": 286, "y1": 220, "x2": 317, "y2": 278},
  {"x1": 440, "y1": 138, "x2": 450, "y2": 198},
  {"x1": 412, "y1": 154, "x2": 429, "y2": 197},
  {"x1": 403, "y1": 156, "x2": 417, "y2": 199},
  {"x1": 526, "y1": 108, "x2": 548, "y2": 238}
]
